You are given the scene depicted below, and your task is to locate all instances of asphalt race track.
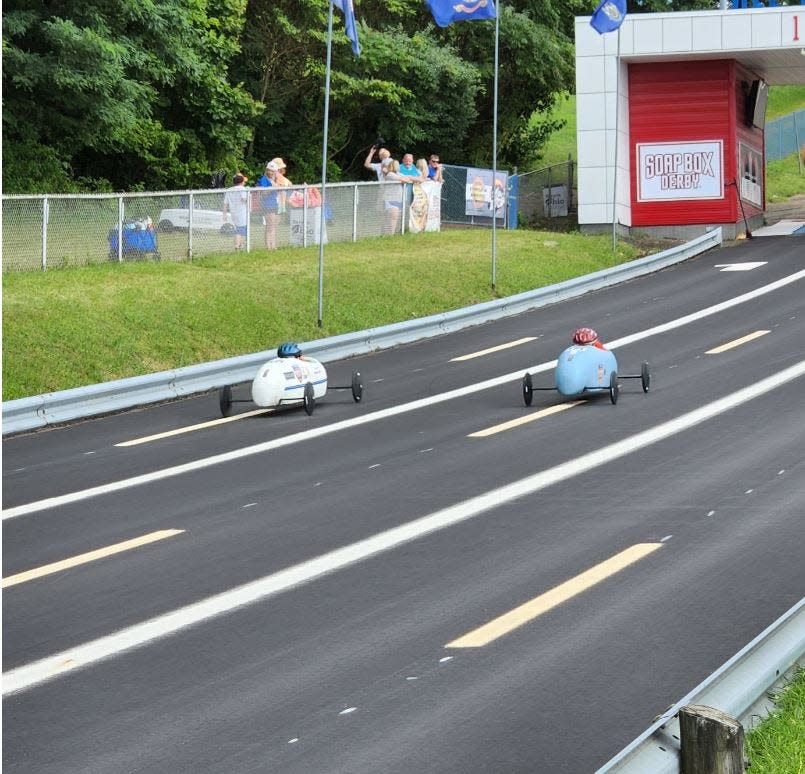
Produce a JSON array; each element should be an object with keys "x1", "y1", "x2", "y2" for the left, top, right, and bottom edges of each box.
[{"x1": 3, "y1": 235, "x2": 804, "y2": 774}]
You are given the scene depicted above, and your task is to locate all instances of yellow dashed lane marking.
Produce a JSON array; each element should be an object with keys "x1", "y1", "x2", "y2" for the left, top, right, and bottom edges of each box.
[
  {"x1": 450, "y1": 337, "x2": 537, "y2": 362},
  {"x1": 2, "y1": 529, "x2": 185, "y2": 588},
  {"x1": 116, "y1": 408, "x2": 270, "y2": 447},
  {"x1": 706, "y1": 330, "x2": 770, "y2": 354},
  {"x1": 446, "y1": 543, "x2": 662, "y2": 647},
  {"x1": 468, "y1": 401, "x2": 583, "y2": 437}
]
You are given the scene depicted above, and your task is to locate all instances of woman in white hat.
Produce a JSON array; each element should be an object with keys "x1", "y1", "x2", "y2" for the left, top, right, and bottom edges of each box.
[{"x1": 257, "y1": 161, "x2": 280, "y2": 249}]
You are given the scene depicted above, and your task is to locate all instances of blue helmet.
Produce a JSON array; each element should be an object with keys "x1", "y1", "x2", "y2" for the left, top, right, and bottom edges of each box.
[{"x1": 277, "y1": 342, "x2": 302, "y2": 358}]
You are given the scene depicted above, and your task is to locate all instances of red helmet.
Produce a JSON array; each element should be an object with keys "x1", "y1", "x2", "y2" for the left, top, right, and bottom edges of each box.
[{"x1": 572, "y1": 327, "x2": 599, "y2": 345}]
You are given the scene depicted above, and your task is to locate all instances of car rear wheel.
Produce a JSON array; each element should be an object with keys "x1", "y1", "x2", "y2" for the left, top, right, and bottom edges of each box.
[
  {"x1": 351, "y1": 371, "x2": 363, "y2": 403},
  {"x1": 220, "y1": 223, "x2": 235, "y2": 235},
  {"x1": 303, "y1": 382, "x2": 315, "y2": 415},
  {"x1": 609, "y1": 371, "x2": 619, "y2": 404},
  {"x1": 219, "y1": 385, "x2": 233, "y2": 417},
  {"x1": 522, "y1": 372, "x2": 534, "y2": 406},
  {"x1": 158, "y1": 220, "x2": 174, "y2": 233}
]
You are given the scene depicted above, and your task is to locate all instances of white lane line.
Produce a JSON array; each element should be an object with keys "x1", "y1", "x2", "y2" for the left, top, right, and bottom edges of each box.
[
  {"x1": 469, "y1": 402, "x2": 583, "y2": 437},
  {"x1": 706, "y1": 330, "x2": 770, "y2": 354},
  {"x1": 714, "y1": 262, "x2": 767, "y2": 272},
  {"x1": 115, "y1": 408, "x2": 271, "y2": 447},
  {"x1": 5, "y1": 269, "x2": 805, "y2": 522},
  {"x1": 445, "y1": 543, "x2": 662, "y2": 648},
  {"x1": 4, "y1": 359, "x2": 804, "y2": 696},
  {"x1": 1, "y1": 530, "x2": 184, "y2": 589},
  {"x1": 450, "y1": 337, "x2": 537, "y2": 362}
]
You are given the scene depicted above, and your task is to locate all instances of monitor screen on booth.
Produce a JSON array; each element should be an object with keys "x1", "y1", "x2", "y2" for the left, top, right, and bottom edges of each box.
[{"x1": 746, "y1": 80, "x2": 768, "y2": 129}]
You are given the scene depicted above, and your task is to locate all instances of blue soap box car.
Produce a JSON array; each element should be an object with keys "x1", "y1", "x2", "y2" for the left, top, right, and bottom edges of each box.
[{"x1": 522, "y1": 328, "x2": 650, "y2": 406}]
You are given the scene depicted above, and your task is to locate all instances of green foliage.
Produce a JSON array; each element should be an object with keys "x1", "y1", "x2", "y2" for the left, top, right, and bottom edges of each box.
[
  {"x1": 745, "y1": 668, "x2": 805, "y2": 774},
  {"x1": 3, "y1": 0, "x2": 260, "y2": 192}
]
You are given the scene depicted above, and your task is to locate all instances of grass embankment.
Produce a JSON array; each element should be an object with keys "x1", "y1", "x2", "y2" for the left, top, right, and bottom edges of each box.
[
  {"x1": 2, "y1": 229, "x2": 646, "y2": 400},
  {"x1": 766, "y1": 85, "x2": 805, "y2": 121},
  {"x1": 745, "y1": 668, "x2": 805, "y2": 773}
]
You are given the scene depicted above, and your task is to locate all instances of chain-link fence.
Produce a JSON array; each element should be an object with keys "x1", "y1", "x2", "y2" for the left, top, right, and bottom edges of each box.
[
  {"x1": 1, "y1": 181, "x2": 418, "y2": 272},
  {"x1": 766, "y1": 109, "x2": 805, "y2": 163},
  {"x1": 515, "y1": 160, "x2": 576, "y2": 229}
]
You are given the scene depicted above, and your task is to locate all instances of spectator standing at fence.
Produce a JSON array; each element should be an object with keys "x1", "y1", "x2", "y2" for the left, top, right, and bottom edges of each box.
[
  {"x1": 257, "y1": 161, "x2": 280, "y2": 249},
  {"x1": 364, "y1": 145, "x2": 391, "y2": 181},
  {"x1": 269, "y1": 157, "x2": 292, "y2": 244},
  {"x1": 271, "y1": 158, "x2": 292, "y2": 188},
  {"x1": 223, "y1": 173, "x2": 250, "y2": 250},
  {"x1": 416, "y1": 158, "x2": 429, "y2": 179},
  {"x1": 399, "y1": 153, "x2": 419, "y2": 179},
  {"x1": 399, "y1": 153, "x2": 420, "y2": 205},
  {"x1": 381, "y1": 158, "x2": 405, "y2": 235},
  {"x1": 427, "y1": 154, "x2": 444, "y2": 182}
]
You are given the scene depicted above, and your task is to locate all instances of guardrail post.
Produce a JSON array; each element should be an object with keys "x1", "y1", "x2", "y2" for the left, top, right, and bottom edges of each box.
[
  {"x1": 118, "y1": 196, "x2": 124, "y2": 262},
  {"x1": 41, "y1": 197, "x2": 49, "y2": 271},
  {"x1": 679, "y1": 705, "x2": 745, "y2": 774}
]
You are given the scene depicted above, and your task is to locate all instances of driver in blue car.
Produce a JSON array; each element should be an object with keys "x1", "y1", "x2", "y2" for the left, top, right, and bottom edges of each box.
[
  {"x1": 572, "y1": 327, "x2": 608, "y2": 351},
  {"x1": 277, "y1": 342, "x2": 305, "y2": 359}
]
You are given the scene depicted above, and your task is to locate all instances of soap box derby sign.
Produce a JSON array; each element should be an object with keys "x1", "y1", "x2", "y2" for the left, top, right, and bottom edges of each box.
[{"x1": 637, "y1": 140, "x2": 724, "y2": 202}]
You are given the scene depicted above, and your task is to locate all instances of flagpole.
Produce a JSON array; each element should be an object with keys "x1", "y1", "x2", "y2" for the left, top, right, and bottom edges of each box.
[
  {"x1": 611, "y1": 25, "x2": 621, "y2": 254},
  {"x1": 318, "y1": 1, "x2": 335, "y2": 327},
  {"x1": 491, "y1": 5, "x2": 500, "y2": 290}
]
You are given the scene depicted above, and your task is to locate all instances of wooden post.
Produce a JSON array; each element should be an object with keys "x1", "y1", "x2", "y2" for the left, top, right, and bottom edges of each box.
[{"x1": 679, "y1": 704, "x2": 745, "y2": 774}]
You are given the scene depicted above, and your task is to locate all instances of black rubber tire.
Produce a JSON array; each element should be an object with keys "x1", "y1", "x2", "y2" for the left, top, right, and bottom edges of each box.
[
  {"x1": 220, "y1": 223, "x2": 236, "y2": 236},
  {"x1": 609, "y1": 371, "x2": 619, "y2": 405},
  {"x1": 641, "y1": 361, "x2": 651, "y2": 393},
  {"x1": 303, "y1": 382, "x2": 315, "y2": 416},
  {"x1": 351, "y1": 371, "x2": 363, "y2": 403},
  {"x1": 219, "y1": 385, "x2": 233, "y2": 417},
  {"x1": 522, "y1": 372, "x2": 534, "y2": 406},
  {"x1": 158, "y1": 220, "x2": 174, "y2": 233}
]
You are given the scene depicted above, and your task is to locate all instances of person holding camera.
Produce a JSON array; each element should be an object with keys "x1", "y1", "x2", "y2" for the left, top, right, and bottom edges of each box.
[{"x1": 364, "y1": 139, "x2": 391, "y2": 181}]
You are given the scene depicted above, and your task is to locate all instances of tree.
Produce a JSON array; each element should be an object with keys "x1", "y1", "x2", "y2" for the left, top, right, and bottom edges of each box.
[{"x1": 3, "y1": 0, "x2": 260, "y2": 192}]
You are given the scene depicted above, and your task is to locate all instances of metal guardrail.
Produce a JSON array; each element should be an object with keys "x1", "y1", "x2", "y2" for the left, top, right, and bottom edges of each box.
[
  {"x1": 1, "y1": 229, "x2": 722, "y2": 435},
  {"x1": 596, "y1": 597, "x2": 805, "y2": 773}
]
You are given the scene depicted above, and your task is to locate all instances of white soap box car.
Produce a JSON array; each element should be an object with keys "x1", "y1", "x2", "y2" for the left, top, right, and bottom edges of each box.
[
  {"x1": 219, "y1": 343, "x2": 363, "y2": 417},
  {"x1": 158, "y1": 208, "x2": 235, "y2": 234}
]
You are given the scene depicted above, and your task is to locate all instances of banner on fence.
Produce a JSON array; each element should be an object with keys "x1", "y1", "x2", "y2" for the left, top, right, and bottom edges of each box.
[
  {"x1": 409, "y1": 181, "x2": 442, "y2": 233},
  {"x1": 464, "y1": 168, "x2": 507, "y2": 218},
  {"x1": 543, "y1": 185, "x2": 569, "y2": 217}
]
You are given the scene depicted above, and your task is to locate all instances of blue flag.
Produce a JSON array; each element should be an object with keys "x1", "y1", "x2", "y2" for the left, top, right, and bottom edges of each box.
[
  {"x1": 333, "y1": 0, "x2": 361, "y2": 56},
  {"x1": 590, "y1": 0, "x2": 626, "y2": 34},
  {"x1": 426, "y1": 0, "x2": 497, "y2": 28}
]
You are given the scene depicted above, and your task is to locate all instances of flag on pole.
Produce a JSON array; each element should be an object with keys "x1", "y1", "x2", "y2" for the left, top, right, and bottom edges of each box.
[
  {"x1": 426, "y1": 0, "x2": 496, "y2": 28},
  {"x1": 332, "y1": 0, "x2": 361, "y2": 55},
  {"x1": 590, "y1": 0, "x2": 626, "y2": 34}
]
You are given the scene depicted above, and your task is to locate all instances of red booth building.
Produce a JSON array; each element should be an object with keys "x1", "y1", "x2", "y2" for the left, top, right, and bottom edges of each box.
[{"x1": 575, "y1": 6, "x2": 804, "y2": 239}]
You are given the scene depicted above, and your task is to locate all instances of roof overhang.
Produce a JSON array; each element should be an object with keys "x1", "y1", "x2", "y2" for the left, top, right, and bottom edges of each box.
[{"x1": 576, "y1": 7, "x2": 805, "y2": 85}]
